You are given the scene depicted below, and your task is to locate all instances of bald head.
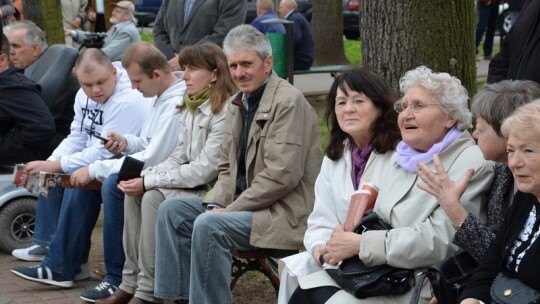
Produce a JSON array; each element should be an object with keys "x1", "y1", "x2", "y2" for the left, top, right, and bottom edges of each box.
[
  {"x1": 75, "y1": 49, "x2": 117, "y2": 104},
  {"x1": 279, "y1": 0, "x2": 297, "y2": 17},
  {"x1": 257, "y1": 0, "x2": 274, "y2": 12},
  {"x1": 75, "y1": 48, "x2": 114, "y2": 75}
]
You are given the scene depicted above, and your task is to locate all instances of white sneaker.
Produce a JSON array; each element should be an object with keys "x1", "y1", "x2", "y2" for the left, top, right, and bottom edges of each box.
[
  {"x1": 75, "y1": 263, "x2": 90, "y2": 281},
  {"x1": 12, "y1": 245, "x2": 48, "y2": 261}
]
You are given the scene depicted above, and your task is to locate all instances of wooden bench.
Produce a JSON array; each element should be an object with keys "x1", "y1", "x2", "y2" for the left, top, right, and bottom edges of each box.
[
  {"x1": 231, "y1": 249, "x2": 298, "y2": 294},
  {"x1": 294, "y1": 65, "x2": 361, "y2": 77}
]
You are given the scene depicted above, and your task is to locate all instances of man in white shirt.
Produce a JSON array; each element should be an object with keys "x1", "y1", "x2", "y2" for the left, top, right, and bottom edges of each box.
[
  {"x1": 73, "y1": 42, "x2": 186, "y2": 302},
  {"x1": 10, "y1": 48, "x2": 148, "y2": 292}
]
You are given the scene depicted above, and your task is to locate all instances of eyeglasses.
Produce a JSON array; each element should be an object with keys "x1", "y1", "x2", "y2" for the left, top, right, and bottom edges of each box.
[{"x1": 394, "y1": 100, "x2": 440, "y2": 113}]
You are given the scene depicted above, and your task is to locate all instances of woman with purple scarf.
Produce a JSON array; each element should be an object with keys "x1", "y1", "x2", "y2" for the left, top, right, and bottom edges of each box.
[{"x1": 281, "y1": 66, "x2": 494, "y2": 304}]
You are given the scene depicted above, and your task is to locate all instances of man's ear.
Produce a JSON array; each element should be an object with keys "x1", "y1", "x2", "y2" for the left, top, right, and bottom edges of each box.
[
  {"x1": 264, "y1": 55, "x2": 273, "y2": 74},
  {"x1": 32, "y1": 44, "x2": 41, "y2": 59},
  {"x1": 0, "y1": 53, "x2": 9, "y2": 70}
]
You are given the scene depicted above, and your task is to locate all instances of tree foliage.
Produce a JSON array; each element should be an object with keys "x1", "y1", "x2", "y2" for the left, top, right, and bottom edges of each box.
[{"x1": 360, "y1": 0, "x2": 476, "y2": 96}]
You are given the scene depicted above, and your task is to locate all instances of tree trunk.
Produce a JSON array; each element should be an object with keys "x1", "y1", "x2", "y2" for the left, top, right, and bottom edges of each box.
[
  {"x1": 22, "y1": 0, "x2": 63, "y2": 45},
  {"x1": 312, "y1": 0, "x2": 347, "y2": 65},
  {"x1": 361, "y1": 0, "x2": 476, "y2": 96}
]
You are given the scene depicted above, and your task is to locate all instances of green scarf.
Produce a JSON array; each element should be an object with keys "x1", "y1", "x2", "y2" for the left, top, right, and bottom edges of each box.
[{"x1": 184, "y1": 86, "x2": 211, "y2": 113}]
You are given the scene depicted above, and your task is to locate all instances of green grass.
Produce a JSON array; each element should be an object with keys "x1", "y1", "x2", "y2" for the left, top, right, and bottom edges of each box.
[
  {"x1": 344, "y1": 39, "x2": 362, "y2": 65},
  {"x1": 307, "y1": 96, "x2": 330, "y2": 151},
  {"x1": 477, "y1": 41, "x2": 500, "y2": 58},
  {"x1": 140, "y1": 33, "x2": 154, "y2": 43}
]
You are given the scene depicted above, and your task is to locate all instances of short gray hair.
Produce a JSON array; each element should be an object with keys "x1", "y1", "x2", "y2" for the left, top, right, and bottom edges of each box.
[
  {"x1": 399, "y1": 66, "x2": 472, "y2": 130},
  {"x1": 4, "y1": 21, "x2": 47, "y2": 52},
  {"x1": 223, "y1": 24, "x2": 272, "y2": 61},
  {"x1": 501, "y1": 99, "x2": 540, "y2": 139},
  {"x1": 472, "y1": 80, "x2": 540, "y2": 136},
  {"x1": 257, "y1": 0, "x2": 274, "y2": 11}
]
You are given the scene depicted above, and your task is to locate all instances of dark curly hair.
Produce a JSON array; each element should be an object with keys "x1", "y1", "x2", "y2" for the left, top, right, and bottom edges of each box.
[{"x1": 325, "y1": 68, "x2": 401, "y2": 160}]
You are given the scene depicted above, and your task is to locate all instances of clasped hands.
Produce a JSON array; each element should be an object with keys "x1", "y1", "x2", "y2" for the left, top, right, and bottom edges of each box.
[{"x1": 314, "y1": 225, "x2": 361, "y2": 267}]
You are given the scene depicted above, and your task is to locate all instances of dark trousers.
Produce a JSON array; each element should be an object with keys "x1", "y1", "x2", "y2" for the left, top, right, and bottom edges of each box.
[
  {"x1": 95, "y1": 13, "x2": 107, "y2": 32},
  {"x1": 288, "y1": 286, "x2": 340, "y2": 304},
  {"x1": 476, "y1": 2, "x2": 499, "y2": 56}
]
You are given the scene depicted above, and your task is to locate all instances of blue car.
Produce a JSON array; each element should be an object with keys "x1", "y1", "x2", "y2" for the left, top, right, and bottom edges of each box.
[{"x1": 135, "y1": 0, "x2": 162, "y2": 26}]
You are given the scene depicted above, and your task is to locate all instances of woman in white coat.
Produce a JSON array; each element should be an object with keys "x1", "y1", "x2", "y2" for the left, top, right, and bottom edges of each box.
[
  {"x1": 278, "y1": 67, "x2": 401, "y2": 302},
  {"x1": 109, "y1": 42, "x2": 238, "y2": 303},
  {"x1": 282, "y1": 66, "x2": 494, "y2": 304}
]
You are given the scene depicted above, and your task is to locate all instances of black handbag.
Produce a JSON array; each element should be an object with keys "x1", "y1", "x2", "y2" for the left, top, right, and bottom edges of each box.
[
  {"x1": 325, "y1": 212, "x2": 413, "y2": 299},
  {"x1": 490, "y1": 273, "x2": 540, "y2": 304},
  {"x1": 409, "y1": 250, "x2": 478, "y2": 304}
]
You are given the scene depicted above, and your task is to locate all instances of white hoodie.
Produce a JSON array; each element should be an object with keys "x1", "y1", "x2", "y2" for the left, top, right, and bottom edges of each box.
[
  {"x1": 88, "y1": 75, "x2": 187, "y2": 181},
  {"x1": 48, "y1": 62, "x2": 149, "y2": 173}
]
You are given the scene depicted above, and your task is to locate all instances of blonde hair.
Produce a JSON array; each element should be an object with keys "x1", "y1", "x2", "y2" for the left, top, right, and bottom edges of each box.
[{"x1": 501, "y1": 99, "x2": 540, "y2": 139}]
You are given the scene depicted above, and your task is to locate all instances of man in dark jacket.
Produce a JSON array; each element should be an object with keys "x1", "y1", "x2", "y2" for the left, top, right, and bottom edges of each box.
[
  {"x1": 153, "y1": 0, "x2": 246, "y2": 71},
  {"x1": 279, "y1": 0, "x2": 314, "y2": 71},
  {"x1": 488, "y1": 0, "x2": 540, "y2": 84},
  {"x1": 0, "y1": 33, "x2": 55, "y2": 164},
  {"x1": 4, "y1": 21, "x2": 79, "y2": 155}
]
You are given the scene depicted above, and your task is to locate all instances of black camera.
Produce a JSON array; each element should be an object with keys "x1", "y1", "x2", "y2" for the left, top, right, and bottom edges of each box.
[{"x1": 80, "y1": 33, "x2": 108, "y2": 50}]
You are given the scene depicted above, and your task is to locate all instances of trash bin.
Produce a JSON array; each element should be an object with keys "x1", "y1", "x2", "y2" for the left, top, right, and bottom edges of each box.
[{"x1": 266, "y1": 32, "x2": 287, "y2": 78}]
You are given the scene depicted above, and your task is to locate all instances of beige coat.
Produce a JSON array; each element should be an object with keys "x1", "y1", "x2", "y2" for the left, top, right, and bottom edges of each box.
[
  {"x1": 142, "y1": 99, "x2": 227, "y2": 199},
  {"x1": 206, "y1": 72, "x2": 322, "y2": 250}
]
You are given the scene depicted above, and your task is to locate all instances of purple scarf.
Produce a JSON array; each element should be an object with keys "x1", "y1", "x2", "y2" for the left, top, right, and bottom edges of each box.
[
  {"x1": 396, "y1": 127, "x2": 462, "y2": 172},
  {"x1": 351, "y1": 140, "x2": 373, "y2": 190}
]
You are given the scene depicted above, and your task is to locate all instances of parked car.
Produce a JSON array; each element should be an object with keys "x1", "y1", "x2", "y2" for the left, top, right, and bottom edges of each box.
[
  {"x1": 343, "y1": 0, "x2": 360, "y2": 40},
  {"x1": 134, "y1": 0, "x2": 162, "y2": 26},
  {"x1": 0, "y1": 166, "x2": 37, "y2": 254}
]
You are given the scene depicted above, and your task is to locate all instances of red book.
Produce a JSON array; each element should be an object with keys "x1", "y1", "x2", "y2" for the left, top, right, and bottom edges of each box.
[{"x1": 343, "y1": 182, "x2": 379, "y2": 232}]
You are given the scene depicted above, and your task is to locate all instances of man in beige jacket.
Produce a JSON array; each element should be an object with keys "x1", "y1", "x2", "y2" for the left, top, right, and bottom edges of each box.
[{"x1": 150, "y1": 24, "x2": 322, "y2": 304}]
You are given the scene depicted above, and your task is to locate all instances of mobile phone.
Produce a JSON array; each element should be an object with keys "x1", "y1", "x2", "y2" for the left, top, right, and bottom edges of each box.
[{"x1": 92, "y1": 133, "x2": 109, "y2": 144}]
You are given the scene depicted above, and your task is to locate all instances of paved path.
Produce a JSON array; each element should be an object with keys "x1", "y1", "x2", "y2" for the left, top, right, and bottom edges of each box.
[
  {"x1": 298, "y1": 57, "x2": 491, "y2": 97},
  {"x1": 0, "y1": 252, "x2": 99, "y2": 303}
]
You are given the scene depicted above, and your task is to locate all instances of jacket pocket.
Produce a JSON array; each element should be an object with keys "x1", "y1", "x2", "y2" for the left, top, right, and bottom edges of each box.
[{"x1": 275, "y1": 132, "x2": 302, "y2": 145}]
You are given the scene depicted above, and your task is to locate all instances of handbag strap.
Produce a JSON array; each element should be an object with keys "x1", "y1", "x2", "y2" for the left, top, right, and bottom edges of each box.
[{"x1": 409, "y1": 272, "x2": 428, "y2": 304}]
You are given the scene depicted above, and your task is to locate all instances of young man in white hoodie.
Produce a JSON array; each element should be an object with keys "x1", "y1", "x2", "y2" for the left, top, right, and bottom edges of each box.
[
  {"x1": 72, "y1": 42, "x2": 187, "y2": 302},
  {"x1": 10, "y1": 48, "x2": 149, "y2": 289}
]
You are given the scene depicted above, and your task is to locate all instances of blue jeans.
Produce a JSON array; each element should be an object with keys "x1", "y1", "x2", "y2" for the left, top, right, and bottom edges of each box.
[
  {"x1": 41, "y1": 174, "x2": 125, "y2": 286},
  {"x1": 33, "y1": 187, "x2": 64, "y2": 246},
  {"x1": 475, "y1": 2, "x2": 499, "y2": 56},
  {"x1": 154, "y1": 197, "x2": 254, "y2": 303},
  {"x1": 101, "y1": 174, "x2": 126, "y2": 286}
]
